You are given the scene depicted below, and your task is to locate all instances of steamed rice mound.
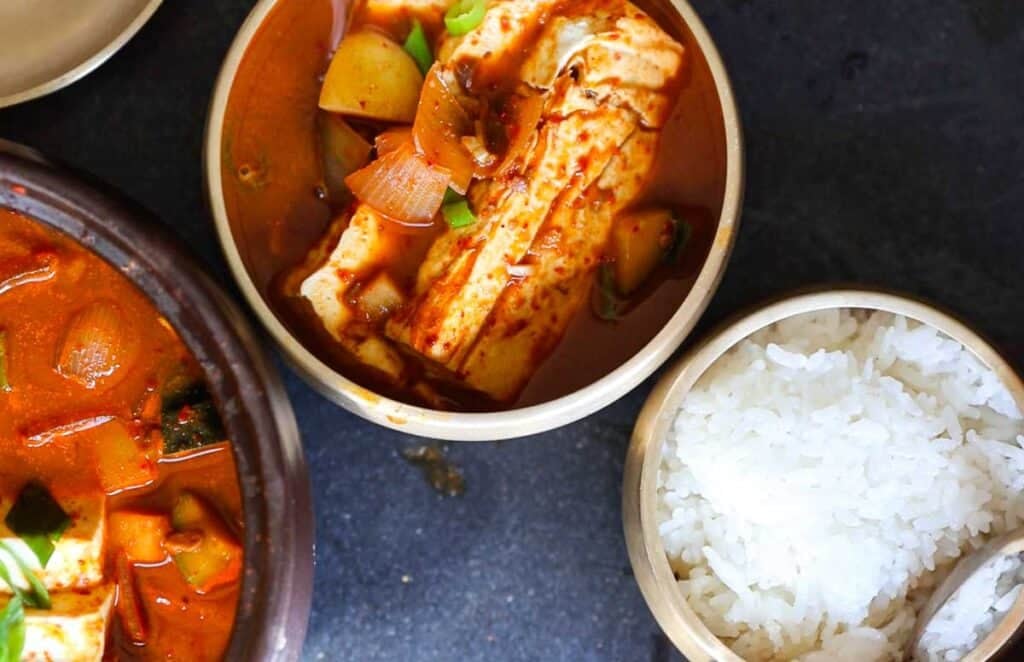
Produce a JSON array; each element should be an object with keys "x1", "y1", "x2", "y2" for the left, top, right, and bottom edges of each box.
[{"x1": 656, "y1": 309, "x2": 1024, "y2": 661}]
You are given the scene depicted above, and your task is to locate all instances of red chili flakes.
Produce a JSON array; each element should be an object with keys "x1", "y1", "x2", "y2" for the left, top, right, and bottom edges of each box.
[
  {"x1": 177, "y1": 405, "x2": 193, "y2": 424},
  {"x1": 10, "y1": 184, "x2": 26, "y2": 196}
]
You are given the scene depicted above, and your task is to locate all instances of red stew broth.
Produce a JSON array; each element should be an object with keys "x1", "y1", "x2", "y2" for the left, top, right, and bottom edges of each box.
[
  {"x1": 0, "y1": 209, "x2": 242, "y2": 661},
  {"x1": 220, "y1": 0, "x2": 727, "y2": 408}
]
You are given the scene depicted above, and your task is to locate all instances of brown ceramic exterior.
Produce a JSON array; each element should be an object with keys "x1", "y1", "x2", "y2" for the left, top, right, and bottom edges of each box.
[
  {"x1": 623, "y1": 289, "x2": 1024, "y2": 661},
  {"x1": 0, "y1": 144, "x2": 314, "y2": 661},
  {"x1": 204, "y1": 0, "x2": 745, "y2": 441}
]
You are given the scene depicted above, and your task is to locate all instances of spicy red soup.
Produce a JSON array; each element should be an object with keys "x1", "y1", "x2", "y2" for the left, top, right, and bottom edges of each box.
[
  {"x1": 0, "y1": 210, "x2": 243, "y2": 661},
  {"x1": 222, "y1": 0, "x2": 727, "y2": 410}
]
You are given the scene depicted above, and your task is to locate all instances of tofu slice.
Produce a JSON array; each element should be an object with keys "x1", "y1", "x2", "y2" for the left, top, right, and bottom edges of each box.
[
  {"x1": 0, "y1": 493, "x2": 105, "y2": 593},
  {"x1": 440, "y1": 0, "x2": 561, "y2": 86},
  {"x1": 299, "y1": 207, "x2": 391, "y2": 340},
  {"x1": 356, "y1": 0, "x2": 450, "y2": 30},
  {"x1": 457, "y1": 129, "x2": 660, "y2": 401},
  {"x1": 521, "y1": 3, "x2": 684, "y2": 127},
  {"x1": 4, "y1": 584, "x2": 115, "y2": 662},
  {"x1": 385, "y1": 104, "x2": 636, "y2": 368}
]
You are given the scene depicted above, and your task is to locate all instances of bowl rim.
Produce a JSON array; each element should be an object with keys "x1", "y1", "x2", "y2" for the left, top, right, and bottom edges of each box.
[
  {"x1": 0, "y1": 0, "x2": 164, "y2": 109},
  {"x1": 622, "y1": 288, "x2": 1024, "y2": 661},
  {"x1": 0, "y1": 147, "x2": 315, "y2": 661},
  {"x1": 203, "y1": 0, "x2": 745, "y2": 441}
]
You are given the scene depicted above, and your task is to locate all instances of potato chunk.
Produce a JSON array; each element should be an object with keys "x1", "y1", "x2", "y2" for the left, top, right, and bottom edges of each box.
[
  {"x1": 170, "y1": 493, "x2": 242, "y2": 594},
  {"x1": 610, "y1": 208, "x2": 675, "y2": 294},
  {"x1": 319, "y1": 31, "x2": 424, "y2": 122}
]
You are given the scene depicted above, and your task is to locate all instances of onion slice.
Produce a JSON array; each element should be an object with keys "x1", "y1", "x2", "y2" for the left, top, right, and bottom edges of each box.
[
  {"x1": 0, "y1": 252, "x2": 57, "y2": 297},
  {"x1": 413, "y1": 69, "x2": 476, "y2": 194},
  {"x1": 346, "y1": 141, "x2": 451, "y2": 225},
  {"x1": 56, "y1": 300, "x2": 138, "y2": 390},
  {"x1": 499, "y1": 93, "x2": 545, "y2": 174},
  {"x1": 374, "y1": 127, "x2": 413, "y2": 157}
]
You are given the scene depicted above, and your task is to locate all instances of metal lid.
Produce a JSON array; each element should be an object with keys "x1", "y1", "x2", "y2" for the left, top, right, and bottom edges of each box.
[{"x1": 0, "y1": 0, "x2": 162, "y2": 108}]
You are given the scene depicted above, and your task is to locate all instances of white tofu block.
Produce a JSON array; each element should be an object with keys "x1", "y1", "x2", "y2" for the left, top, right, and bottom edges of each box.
[
  {"x1": 0, "y1": 493, "x2": 105, "y2": 593},
  {"x1": 7, "y1": 584, "x2": 115, "y2": 662}
]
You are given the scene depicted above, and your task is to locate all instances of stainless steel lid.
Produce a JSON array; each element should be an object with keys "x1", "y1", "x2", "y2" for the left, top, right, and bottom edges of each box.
[{"x1": 0, "y1": 0, "x2": 162, "y2": 108}]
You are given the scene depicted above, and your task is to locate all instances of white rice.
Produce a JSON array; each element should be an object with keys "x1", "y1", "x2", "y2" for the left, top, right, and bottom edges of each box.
[
  {"x1": 656, "y1": 309, "x2": 1024, "y2": 661},
  {"x1": 917, "y1": 552, "x2": 1024, "y2": 661}
]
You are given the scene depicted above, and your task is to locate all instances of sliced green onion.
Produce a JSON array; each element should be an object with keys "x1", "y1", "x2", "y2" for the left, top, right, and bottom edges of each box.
[
  {"x1": 403, "y1": 20, "x2": 434, "y2": 76},
  {"x1": 665, "y1": 216, "x2": 692, "y2": 264},
  {"x1": 594, "y1": 264, "x2": 625, "y2": 321},
  {"x1": 445, "y1": 0, "x2": 487, "y2": 36},
  {"x1": 0, "y1": 331, "x2": 9, "y2": 393},
  {"x1": 4, "y1": 483, "x2": 71, "y2": 568},
  {"x1": 442, "y1": 198, "x2": 477, "y2": 229},
  {"x1": 442, "y1": 187, "x2": 463, "y2": 205},
  {"x1": 0, "y1": 541, "x2": 50, "y2": 610},
  {"x1": 0, "y1": 596, "x2": 25, "y2": 662}
]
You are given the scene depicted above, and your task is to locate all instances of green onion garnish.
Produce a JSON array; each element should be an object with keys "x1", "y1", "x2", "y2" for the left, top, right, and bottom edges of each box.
[
  {"x1": 594, "y1": 264, "x2": 625, "y2": 321},
  {"x1": 0, "y1": 596, "x2": 25, "y2": 662},
  {"x1": 4, "y1": 483, "x2": 71, "y2": 568},
  {"x1": 442, "y1": 198, "x2": 477, "y2": 228},
  {"x1": 445, "y1": 0, "x2": 487, "y2": 36},
  {"x1": 665, "y1": 216, "x2": 692, "y2": 264},
  {"x1": 403, "y1": 20, "x2": 434, "y2": 76},
  {"x1": 442, "y1": 187, "x2": 463, "y2": 205},
  {"x1": 0, "y1": 331, "x2": 10, "y2": 393},
  {"x1": 0, "y1": 541, "x2": 50, "y2": 610}
]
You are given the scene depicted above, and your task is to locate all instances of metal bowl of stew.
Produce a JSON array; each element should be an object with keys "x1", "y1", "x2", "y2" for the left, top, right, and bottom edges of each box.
[
  {"x1": 0, "y1": 143, "x2": 314, "y2": 660},
  {"x1": 204, "y1": 0, "x2": 744, "y2": 440}
]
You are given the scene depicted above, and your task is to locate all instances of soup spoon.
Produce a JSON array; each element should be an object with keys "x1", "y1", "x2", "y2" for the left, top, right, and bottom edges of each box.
[{"x1": 908, "y1": 527, "x2": 1024, "y2": 661}]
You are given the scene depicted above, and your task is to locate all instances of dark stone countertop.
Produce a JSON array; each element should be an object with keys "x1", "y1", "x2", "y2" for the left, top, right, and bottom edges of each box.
[{"x1": 1, "y1": 1, "x2": 1022, "y2": 660}]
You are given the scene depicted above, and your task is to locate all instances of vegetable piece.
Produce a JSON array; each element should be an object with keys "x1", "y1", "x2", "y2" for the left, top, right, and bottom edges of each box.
[
  {"x1": 403, "y1": 19, "x2": 433, "y2": 76},
  {"x1": 4, "y1": 483, "x2": 70, "y2": 568},
  {"x1": 442, "y1": 198, "x2": 476, "y2": 229},
  {"x1": 21, "y1": 413, "x2": 116, "y2": 449},
  {"x1": 108, "y1": 511, "x2": 170, "y2": 564},
  {"x1": 0, "y1": 331, "x2": 9, "y2": 393},
  {"x1": 91, "y1": 421, "x2": 159, "y2": 494},
  {"x1": 461, "y1": 135, "x2": 496, "y2": 168},
  {"x1": 442, "y1": 187, "x2": 462, "y2": 205},
  {"x1": 0, "y1": 253, "x2": 57, "y2": 297},
  {"x1": 0, "y1": 596, "x2": 25, "y2": 662},
  {"x1": 593, "y1": 264, "x2": 626, "y2": 322},
  {"x1": 319, "y1": 31, "x2": 424, "y2": 122},
  {"x1": 319, "y1": 113, "x2": 373, "y2": 204},
  {"x1": 499, "y1": 93, "x2": 544, "y2": 175},
  {"x1": 0, "y1": 541, "x2": 50, "y2": 609},
  {"x1": 170, "y1": 493, "x2": 242, "y2": 594},
  {"x1": 160, "y1": 378, "x2": 226, "y2": 455},
  {"x1": 114, "y1": 552, "x2": 147, "y2": 644},
  {"x1": 345, "y1": 141, "x2": 451, "y2": 225},
  {"x1": 356, "y1": 273, "x2": 407, "y2": 322},
  {"x1": 374, "y1": 127, "x2": 413, "y2": 156},
  {"x1": 413, "y1": 69, "x2": 475, "y2": 194},
  {"x1": 665, "y1": 216, "x2": 692, "y2": 264},
  {"x1": 56, "y1": 300, "x2": 138, "y2": 390},
  {"x1": 445, "y1": 0, "x2": 487, "y2": 36},
  {"x1": 610, "y1": 209, "x2": 677, "y2": 294}
]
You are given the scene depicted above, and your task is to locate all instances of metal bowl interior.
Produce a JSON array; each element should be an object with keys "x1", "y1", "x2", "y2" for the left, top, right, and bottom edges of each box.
[
  {"x1": 203, "y1": 0, "x2": 745, "y2": 441},
  {"x1": 0, "y1": 0, "x2": 163, "y2": 109},
  {"x1": 623, "y1": 289, "x2": 1024, "y2": 661},
  {"x1": 0, "y1": 147, "x2": 314, "y2": 661}
]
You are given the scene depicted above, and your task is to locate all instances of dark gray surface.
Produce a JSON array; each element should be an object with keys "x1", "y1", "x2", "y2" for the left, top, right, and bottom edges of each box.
[{"x1": 1, "y1": 1, "x2": 1022, "y2": 660}]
